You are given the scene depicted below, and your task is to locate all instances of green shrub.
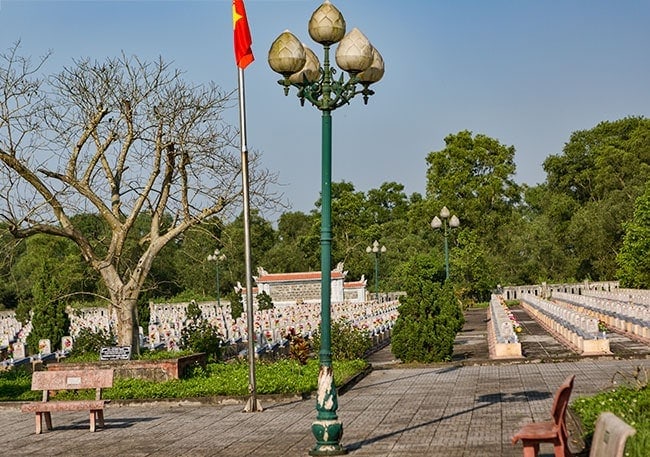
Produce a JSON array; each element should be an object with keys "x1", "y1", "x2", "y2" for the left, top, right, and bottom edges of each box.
[
  {"x1": 311, "y1": 319, "x2": 372, "y2": 361},
  {"x1": 391, "y1": 255, "x2": 464, "y2": 363},
  {"x1": 257, "y1": 291, "x2": 274, "y2": 311},
  {"x1": 228, "y1": 291, "x2": 244, "y2": 319},
  {"x1": 572, "y1": 383, "x2": 650, "y2": 457},
  {"x1": 180, "y1": 301, "x2": 222, "y2": 362},
  {"x1": 71, "y1": 327, "x2": 115, "y2": 355}
]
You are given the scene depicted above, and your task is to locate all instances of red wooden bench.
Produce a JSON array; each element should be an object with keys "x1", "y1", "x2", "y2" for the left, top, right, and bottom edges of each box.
[
  {"x1": 511, "y1": 374, "x2": 575, "y2": 457},
  {"x1": 21, "y1": 369, "x2": 114, "y2": 434}
]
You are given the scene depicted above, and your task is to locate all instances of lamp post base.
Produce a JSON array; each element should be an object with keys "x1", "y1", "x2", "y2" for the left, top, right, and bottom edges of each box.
[
  {"x1": 309, "y1": 365, "x2": 347, "y2": 455},
  {"x1": 310, "y1": 420, "x2": 347, "y2": 455}
]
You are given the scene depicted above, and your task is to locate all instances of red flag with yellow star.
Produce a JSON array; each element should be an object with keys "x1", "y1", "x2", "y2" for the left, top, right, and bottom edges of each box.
[{"x1": 233, "y1": 0, "x2": 254, "y2": 69}]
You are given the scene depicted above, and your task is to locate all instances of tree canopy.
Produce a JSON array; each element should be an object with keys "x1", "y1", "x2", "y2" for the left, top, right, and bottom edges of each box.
[{"x1": 0, "y1": 44, "x2": 279, "y2": 348}]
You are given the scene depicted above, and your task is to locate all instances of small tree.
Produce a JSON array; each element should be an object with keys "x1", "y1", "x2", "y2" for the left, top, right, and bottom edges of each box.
[
  {"x1": 256, "y1": 291, "x2": 274, "y2": 311},
  {"x1": 180, "y1": 301, "x2": 221, "y2": 361},
  {"x1": 617, "y1": 183, "x2": 650, "y2": 288},
  {"x1": 391, "y1": 255, "x2": 464, "y2": 363},
  {"x1": 228, "y1": 291, "x2": 244, "y2": 320}
]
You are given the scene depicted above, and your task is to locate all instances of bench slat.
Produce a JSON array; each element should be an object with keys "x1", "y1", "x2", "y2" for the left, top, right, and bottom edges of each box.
[{"x1": 21, "y1": 400, "x2": 107, "y2": 413}]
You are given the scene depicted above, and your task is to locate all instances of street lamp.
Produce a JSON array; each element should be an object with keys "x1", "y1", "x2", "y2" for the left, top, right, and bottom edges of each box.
[
  {"x1": 207, "y1": 249, "x2": 226, "y2": 307},
  {"x1": 430, "y1": 206, "x2": 460, "y2": 280},
  {"x1": 366, "y1": 240, "x2": 386, "y2": 301},
  {"x1": 268, "y1": 2, "x2": 383, "y2": 455}
]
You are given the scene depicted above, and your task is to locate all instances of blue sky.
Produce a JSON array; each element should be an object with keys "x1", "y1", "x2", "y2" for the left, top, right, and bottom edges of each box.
[{"x1": 2, "y1": 0, "x2": 649, "y2": 215}]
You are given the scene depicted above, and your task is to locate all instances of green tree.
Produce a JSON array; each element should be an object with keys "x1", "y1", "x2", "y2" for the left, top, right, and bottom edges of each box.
[
  {"x1": 541, "y1": 117, "x2": 650, "y2": 280},
  {"x1": 0, "y1": 45, "x2": 279, "y2": 350},
  {"x1": 391, "y1": 255, "x2": 464, "y2": 363},
  {"x1": 180, "y1": 301, "x2": 221, "y2": 361},
  {"x1": 16, "y1": 235, "x2": 79, "y2": 352},
  {"x1": 426, "y1": 130, "x2": 521, "y2": 235},
  {"x1": 264, "y1": 211, "x2": 318, "y2": 273},
  {"x1": 256, "y1": 291, "x2": 274, "y2": 311},
  {"x1": 617, "y1": 184, "x2": 650, "y2": 288}
]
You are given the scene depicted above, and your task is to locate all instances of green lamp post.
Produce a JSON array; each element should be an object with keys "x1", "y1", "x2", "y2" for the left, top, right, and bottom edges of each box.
[
  {"x1": 268, "y1": 2, "x2": 384, "y2": 455},
  {"x1": 366, "y1": 240, "x2": 386, "y2": 301},
  {"x1": 207, "y1": 249, "x2": 226, "y2": 307},
  {"x1": 431, "y1": 206, "x2": 460, "y2": 280}
]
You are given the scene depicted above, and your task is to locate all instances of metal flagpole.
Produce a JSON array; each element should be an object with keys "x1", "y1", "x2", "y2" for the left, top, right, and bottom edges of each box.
[{"x1": 238, "y1": 67, "x2": 262, "y2": 413}]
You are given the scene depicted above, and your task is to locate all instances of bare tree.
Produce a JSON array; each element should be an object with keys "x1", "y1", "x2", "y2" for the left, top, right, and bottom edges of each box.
[{"x1": 0, "y1": 43, "x2": 279, "y2": 349}]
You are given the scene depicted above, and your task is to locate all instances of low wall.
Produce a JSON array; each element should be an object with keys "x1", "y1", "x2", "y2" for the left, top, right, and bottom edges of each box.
[{"x1": 47, "y1": 353, "x2": 207, "y2": 381}]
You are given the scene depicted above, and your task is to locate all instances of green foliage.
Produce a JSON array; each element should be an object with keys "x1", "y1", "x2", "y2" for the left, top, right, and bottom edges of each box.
[
  {"x1": 179, "y1": 301, "x2": 222, "y2": 361},
  {"x1": 311, "y1": 319, "x2": 373, "y2": 361},
  {"x1": 71, "y1": 327, "x2": 116, "y2": 355},
  {"x1": 391, "y1": 256, "x2": 464, "y2": 363},
  {"x1": 572, "y1": 384, "x2": 650, "y2": 457},
  {"x1": 541, "y1": 117, "x2": 650, "y2": 281},
  {"x1": 256, "y1": 291, "x2": 274, "y2": 311},
  {"x1": 0, "y1": 359, "x2": 368, "y2": 401},
  {"x1": 426, "y1": 130, "x2": 521, "y2": 235},
  {"x1": 617, "y1": 183, "x2": 650, "y2": 288},
  {"x1": 228, "y1": 291, "x2": 244, "y2": 320},
  {"x1": 0, "y1": 366, "x2": 35, "y2": 401}
]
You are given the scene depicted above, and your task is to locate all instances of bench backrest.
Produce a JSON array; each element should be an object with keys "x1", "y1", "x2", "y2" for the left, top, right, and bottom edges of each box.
[
  {"x1": 551, "y1": 374, "x2": 575, "y2": 427},
  {"x1": 589, "y1": 412, "x2": 636, "y2": 457},
  {"x1": 32, "y1": 369, "x2": 114, "y2": 401}
]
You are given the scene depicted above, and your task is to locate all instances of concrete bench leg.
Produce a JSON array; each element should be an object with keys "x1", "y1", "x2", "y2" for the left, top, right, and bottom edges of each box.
[
  {"x1": 89, "y1": 410, "x2": 96, "y2": 432},
  {"x1": 34, "y1": 412, "x2": 53, "y2": 434},
  {"x1": 44, "y1": 412, "x2": 52, "y2": 431},
  {"x1": 94, "y1": 409, "x2": 105, "y2": 429}
]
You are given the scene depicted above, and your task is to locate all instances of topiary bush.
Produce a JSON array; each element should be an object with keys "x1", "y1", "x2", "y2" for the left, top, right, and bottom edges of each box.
[{"x1": 391, "y1": 254, "x2": 464, "y2": 363}]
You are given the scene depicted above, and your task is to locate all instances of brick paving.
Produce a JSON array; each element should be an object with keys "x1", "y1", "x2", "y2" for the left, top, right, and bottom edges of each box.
[{"x1": 1, "y1": 307, "x2": 649, "y2": 457}]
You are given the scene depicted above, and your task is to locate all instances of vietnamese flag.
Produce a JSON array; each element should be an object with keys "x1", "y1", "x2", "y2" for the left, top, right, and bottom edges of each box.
[{"x1": 233, "y1": 0, "x2": 254, "y2": 69}]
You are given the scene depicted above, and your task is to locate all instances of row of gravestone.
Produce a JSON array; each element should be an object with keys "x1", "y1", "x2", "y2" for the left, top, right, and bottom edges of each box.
[
  {"x1": 520, "y1": 293, "x2": 611, "y2": 355},
  {"x1": 1, "y1": 299, "x2": 400, "y2": 365},
  {"x1": 1, "y1": 336, "x2": 75, "y2": 368},
  {"x1": 148, "y1": 299, "x2": 400, "y2": 352},
  {"x1": 552, "y1": 291, "x2": 650, "y2": 339}
]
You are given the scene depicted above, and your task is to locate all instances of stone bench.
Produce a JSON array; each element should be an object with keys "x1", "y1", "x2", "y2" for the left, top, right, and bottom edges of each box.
[
  {"x1": 21, "y1": 369, "x2": 113, "y2": 434},
  {"x1": 589, "y1": 412, "x2": 636, "y2": 457}
]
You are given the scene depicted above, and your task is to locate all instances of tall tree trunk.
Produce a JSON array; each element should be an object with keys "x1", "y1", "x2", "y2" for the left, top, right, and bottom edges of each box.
[{"x1": 114, "y1": 295, "x2": 140, "y2": 351}]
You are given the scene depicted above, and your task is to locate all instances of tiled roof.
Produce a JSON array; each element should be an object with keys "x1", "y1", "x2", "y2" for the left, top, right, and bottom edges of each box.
[{"x1": 257, "y1": 271, "x2": 345, "y2": 282}]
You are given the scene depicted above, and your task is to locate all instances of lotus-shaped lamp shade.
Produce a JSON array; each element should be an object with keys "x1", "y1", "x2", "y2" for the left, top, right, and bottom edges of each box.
[
  {"x1": 268, "y1": 30, "x2": 307, "y2": 77},
  {"x1": 308, "y1": 0, "x2": 346, "y2": 45},
  {"x1": 431, "y1": 216, "x2": 442, "y2": 229},
  {"x1": 449, "y1": 215, "x2": 460, "y2": 228},
  {"x1": 357, "y1": 47, "x2": 385, "y2": 84},
  {"x1": 335, "y1": 28, "x2": 373, "y2": 74},
  {"x1": 289, "y1": 45, "x2": 321, "y2": 84},
  {"x1": 440, "y1": 206, "x2": 450, "y2": 219}
]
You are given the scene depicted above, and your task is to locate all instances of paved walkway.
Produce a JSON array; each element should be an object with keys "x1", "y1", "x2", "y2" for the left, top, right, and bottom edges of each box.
[{"x1": 2, "y1": 308, "x2": 649, "y2": 457}]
